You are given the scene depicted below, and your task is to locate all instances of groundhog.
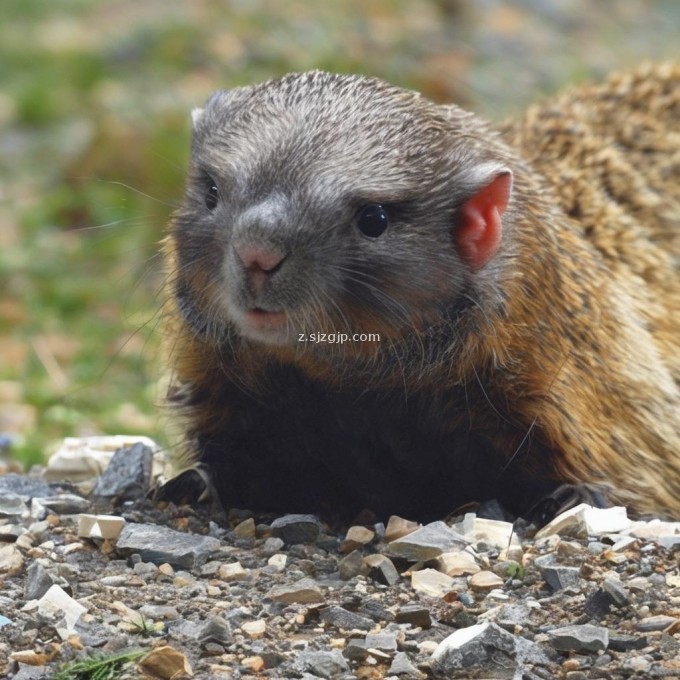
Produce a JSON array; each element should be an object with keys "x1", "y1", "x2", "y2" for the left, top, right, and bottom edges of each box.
[{"x1": 158, "y1": 63, "x2": 680, "y2": 523}]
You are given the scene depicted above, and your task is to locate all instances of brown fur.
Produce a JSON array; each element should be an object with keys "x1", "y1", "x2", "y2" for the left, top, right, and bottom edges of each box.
[{"x1": 162, "y1": 63, "x2": 680, "y2": 519}]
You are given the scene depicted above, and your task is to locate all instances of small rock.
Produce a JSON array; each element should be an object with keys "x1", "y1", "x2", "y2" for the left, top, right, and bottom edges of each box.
[
  {"x1": 266, "y1": 577, "x2": 325, "y2": 604},
  {"x1": 267, "y1": 553, "x2": 287, "y2": 572},
  {"x1": 116, "y1": 523, "x2": 220, "y2": 569},
  {"x1": 241, "y1": 619, "x2": 266, "y2": 638},
  {"x1": 411, "y1": 568, "x2": 455, "y2": 597},
  {"x1": 338, "y1": 550, "x2": 364, "y2": 580},
  {"x1": 390, "y1": 521, "x2": 466, "y2": 561},
  {"x1": 432, "y1": 621, "x2": 550, "y2": 676},
  {"x1": 0, "y1": 474, "x2": 55, "y2": 499},
  {"x1": 0, "y1": 492, "x2": 26, "y2": 518},
  {"x1": 198, "y1": 616, "x2": 232, "y2": 644},
  {"x1": 636, "y1": 614, "x2": 677, "y2": 632},
  {"x1": 242, "y1": 656, "x2": 265, "y2": 672},
  {"x1": 385, "y1": 515, "x2": 420, "y2": 542},
  {"x1": 37, "y1": 584, "x2": 87, "y2": 639},
  {"x1": 139, "y1": 645, "x2": 192, "y2": 679},
  {"x1": 608, "y1": 634, "x2": 648, "y2": 651},
  {"x1": 263, "y1": 536, "x2": 285, "y2": 555},
  {"x1": 270, "y1": 514, "x2": 321, "y2": 545},
  {"x1": 218, "y1": 561, "x2": 248, "y2": 581},
  {"x1": 396, "y1": 604, "x2": 432, "y2": 629},
  {"x1": 535, "y1": 554, "x2": 582, "y2": 591},
  {"x1": 363, "y1": 554, "x2": 400, "y2": 586},
  {"x1": 25, "y1": 562, "x2": 70, "y2": 600},
  {"x1": 233, "y1": 517, "x2": 256, "y2": 538},
  {"x1": 602, "y1": 576, "x2": 630, "y2": 607},
  {"x1": 0, "y1": 543, "x2": 24, "y2": 575},
  {"x1": 584, "y1": 588, "x2": 616, "y2": 619},
  {"x1": 365, "y1": 631, "x2": 398, "y2": 654},
  {"x1": 469, "y1": 570, "x2": 504, "y2": 591},
  {"x1": 535, "y1": 504, "x2": 631, "y2": 539},
  {"x1": 436, "y1": 550, "x2": 481, "y2": 576},
  {"x1": 462, "y1": 515, "x2": 520, "y2": 553},
  {"x1": 548, "y1": 624, "x2": 609, "y2": 653},
  {"x1": 33, "y1": 494, "x2": 90, "y2": 515},
  {"x1": 389, "y1": 651, "x2": 425, "y2": 679},
  {"x1": 289, "y1": 649, "x2": 351, "y2": 678},
  {"x1": 340, "y1": 525, "x2": 375, "y2": 552},
  {"x1": 629, "y1": 519, "x2": 680, "y2": 548},
  {"x1": 93, "y1": 442, "x2": 153, "y2": 500},
  {"x1": 77, "y1": 514, "x2": 126, "y2": 540},
  {"x1": 320, "y1": 606, "x2": 374, "y2": 631},
  {"x1": 343, "y1": 639, "x2": 369, "y2": 661}
]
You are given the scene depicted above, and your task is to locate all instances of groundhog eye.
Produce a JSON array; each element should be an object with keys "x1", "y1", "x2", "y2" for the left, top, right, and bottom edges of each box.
[
  {"x1": 357, "y1": 203, "x2": 388, "y2": 237},
  {"x1": 204, "y1": 181, "x2": 219, "y2": 211}
]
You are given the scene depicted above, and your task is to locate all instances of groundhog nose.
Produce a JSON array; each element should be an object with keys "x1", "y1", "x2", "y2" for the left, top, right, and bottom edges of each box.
[{"x1": 234, "y1": 245, "x2": 285, "y2": 273}]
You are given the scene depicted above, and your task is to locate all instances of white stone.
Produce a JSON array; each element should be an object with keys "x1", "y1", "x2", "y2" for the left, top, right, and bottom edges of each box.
[
  {"x1": 411, "y1": 568, "x2": 455, "y2": 597},
  {"x1": 37, "y1": 584, "x2": 87, "y2": 639}
]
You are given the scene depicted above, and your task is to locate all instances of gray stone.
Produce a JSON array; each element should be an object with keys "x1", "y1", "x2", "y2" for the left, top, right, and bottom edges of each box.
[
  {"x1": 365, "y1": 631, "x2": 398, "y2": 654},
  {"x1": 270, "y1": 514, "x2": 321, "y2": 545},
  {"x1": 389, "y1": 521, "x2": 467, "y2": 561},
  {"x1": 262, "y1": 536, "x2": 285, "y2": 555},
  {"x1": 343, "y1": 639, "x2": 369, "y2": 661},
  {"x1": 266, "y1": 577, "x2": 325, "y2": 604},
  {"x1": 25, "y1": 562, "x2": 70, "y2": 600},
  {"x1": 548, "y1": 624, "x2": 609, "y2": 653},
  {"x1": 198, "y1": 616, "x2": 232, "y2": 644},
  {"x1": 602, "y1": 577, "x2": 630, "y2": 607},
  {"x1": 116, "y1": 523, "x2": 220, "y2": 569},
  {"x1": 584, "y1": 588, "x2": 616, "y2": 619},
  {"x1": 396, "y1": 604, "x2": 432, "y2": 629},
  {"x1": 338, "y1": 550, "x2": 364, "y2": 580},
  {"x1": 34, "y1": 494, "x2": 90, "y2": 515},
  {"x1": 0, "y1": 475, "x2": 55, "y2": 499},
  {"x1": 432, "y1": 621, "x2": 551, "y2": 677},
  {"x1": 389, "y1": 651, "x2": 424, "y2": 679},
  {"x1": 636, "y1": 614, "x2": 677, "y2": 632},
  {"x1": 93, "y1": 442, "x2": 153, "y2": 500},
  {"x1": 366, "y1": 554, "x2": 400, "y2": 586},
  {"x1": 535, "y1": 554, "x2": 582, "y2": 591},
  {"x1": 0, "y1": 492, "x2": 26, "y2": 518},
  {"x1": 290, "y1": 649, "x2": 352, "y2": 679},
  {"x1": 320, "y1": 606, "x2": 373, "y2": 631},
  {"x1": 608, "y1": 634, "x2": 648, "y2": 652}
]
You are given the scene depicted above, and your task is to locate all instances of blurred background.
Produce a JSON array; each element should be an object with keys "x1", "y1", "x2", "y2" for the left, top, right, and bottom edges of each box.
[{"x1": 1, "y1": 0, "x2": 678, "y2": 467}]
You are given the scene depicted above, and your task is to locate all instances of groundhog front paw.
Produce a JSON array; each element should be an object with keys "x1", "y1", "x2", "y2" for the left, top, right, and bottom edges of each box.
[
  {"x1": 155, "y1": 466, "x2": 213, "y2": 506},
  {"x1": 526, "y1": 483, "x2": 612, "y2": 526}
]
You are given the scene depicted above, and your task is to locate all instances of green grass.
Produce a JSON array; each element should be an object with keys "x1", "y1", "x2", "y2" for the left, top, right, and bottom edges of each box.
[{"x1": 54, "y1": 650, "x2": 146, "y2": 680}]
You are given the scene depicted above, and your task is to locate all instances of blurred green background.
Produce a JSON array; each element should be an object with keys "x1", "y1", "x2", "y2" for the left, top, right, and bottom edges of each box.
[{"x1": 1, "y1": 0, "x2": 678, "y2": 467}]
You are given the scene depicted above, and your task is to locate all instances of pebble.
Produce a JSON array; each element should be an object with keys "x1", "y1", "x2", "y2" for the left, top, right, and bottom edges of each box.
[
  {"x1": 436, "y1": 550, "x2": 481, "y2": 576},
  {"x1": 320, "y1": 606, "x2": 374, "y2": 631},
  {"x1": 411, "y1": 568, "x2": 455, "y2": 597},
  {"x1": 270, "y1": 514, "x2": 321, "y2": 545},
  {"x1": 115, "y1": 522, "x2": 220, "y2": 569},
  {"x1": 636, "y1": 614, "x2": 677, "y2": 631},
  {"x1": 338, "y1": 549, "x2": 365, "y2": 580},
  {"x1": 535, "y1": 554, "x2": 582, "y2": 591},
  {"x1": 363, "y1": 554, "x2": 400, "y2": 585},
  {"x1": 241, "y1": 618, "x2": 266, "y2": 638},
  {"x1": 92, "y1": 442, "x2": 152, "y2": 501},
  {"x1": 266, "y1": 577, "x2": 325, "y2": 604},
  {"x1": 384, "y1": 515, "x2": 420, "y2": 542},
  {"x1": 340, "y1": 525, "x2": 375, "y2": 552},
  {"x1": 389, "y1": 521, "x2": 467, "y2": 561},
  {"x1": 396, "y1": 604, "x2": 432, "y2": 629},
  {"x1": 389, "y1": 651, "x2": 424, "y2": 679},
  {"x1": 469, "y1": 570, "x2": 504, "y2": 590},
  {"x1": 217, "y1": 561, "x2": 248, "y2": 581},
  {"x1": 548, "y1": 624, "x2": 609, "y2": 653}
]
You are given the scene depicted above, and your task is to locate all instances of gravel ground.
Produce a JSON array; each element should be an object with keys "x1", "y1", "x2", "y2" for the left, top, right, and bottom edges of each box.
[{"x1": 1, "y1": 440, "x2": 679, "y2": 679}]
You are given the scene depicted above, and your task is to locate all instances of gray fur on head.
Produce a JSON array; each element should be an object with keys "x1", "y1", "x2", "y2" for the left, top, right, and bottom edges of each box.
[{"x1": 172, "y1": 70, "x2": 516, "y2": 348}]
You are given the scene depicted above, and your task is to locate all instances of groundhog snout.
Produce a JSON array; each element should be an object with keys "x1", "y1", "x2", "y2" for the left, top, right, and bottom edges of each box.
[{"x1": 232, "y1": 244, "x2": 287, "y2": 294}]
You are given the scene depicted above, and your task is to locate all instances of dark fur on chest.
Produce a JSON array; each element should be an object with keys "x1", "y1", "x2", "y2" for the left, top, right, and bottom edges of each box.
[{"x1": 188, "y1": 364, "x2": 557, "y2": 521}]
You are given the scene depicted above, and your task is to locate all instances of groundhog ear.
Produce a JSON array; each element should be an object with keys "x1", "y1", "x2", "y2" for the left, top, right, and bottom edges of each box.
[
  {"x1": 191, "y1": 107, "x2": 205, "y2": 127},
  {"x1": 457, "y1": 170, "x2": 513, "y2": 269}
]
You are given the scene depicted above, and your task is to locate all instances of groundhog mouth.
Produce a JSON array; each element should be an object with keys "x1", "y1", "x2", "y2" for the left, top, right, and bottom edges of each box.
[{"x1": 244, "y1": 308, "x2": 289, "y2": 330}]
